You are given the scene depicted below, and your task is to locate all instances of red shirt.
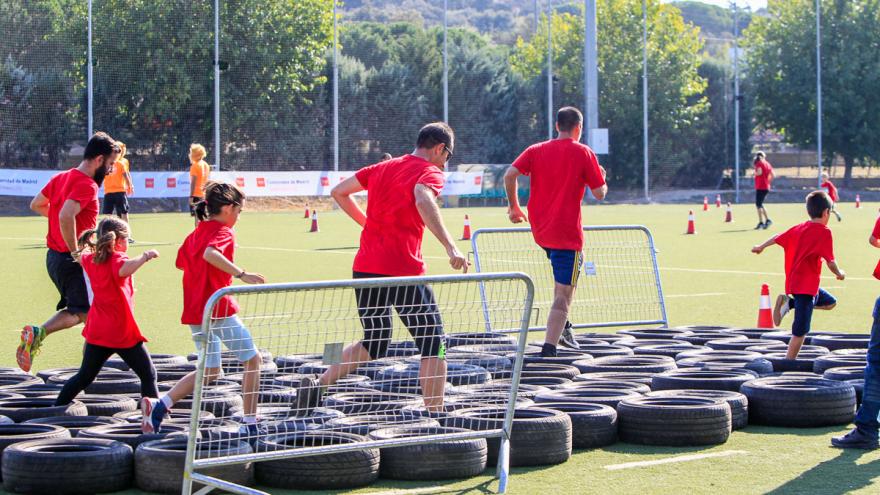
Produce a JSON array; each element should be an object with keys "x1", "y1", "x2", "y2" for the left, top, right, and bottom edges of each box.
[
  {"x1": 821, "y1": 180, "x2": 839, "y2": 202},
  {"x1": 512, "y1": 138, "x2": 606, "y2": 250},
  {"x1": 873, "y1": 216, "x2": 880, "y2": 240},
  {"x1": 353, "y1": 155, "x2": 445, "y2": 276},
  {"x1": 775, "y1": 221, "x2": 835, "y2": 296},
  {"x1": 754, "y1": 159, "x2": 773, "y2": 190},
  {"x1": 81, "y1": 252, "x2": 146, "y2": 348},
  {"x1": 41, "y1": 169, "x2": 99, "y2": 253},
  {"x1": 176, "y1": 220, "x2": 239, "y2": 325}
]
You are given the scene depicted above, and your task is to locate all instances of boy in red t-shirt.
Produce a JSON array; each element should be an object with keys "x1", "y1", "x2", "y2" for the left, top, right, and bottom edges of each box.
[
  {"x1": 753, "y1": 152, "x2": 775, "y2": 230},
  {"x1": 54, "y1": 217, "x2": 160, "y2": 407},
  {"x1": 752, "y1": 191, "x2": 845, "y2": 359},
  {"x1": 820, "y1": 172, "x2": 842, "y2": 222}
]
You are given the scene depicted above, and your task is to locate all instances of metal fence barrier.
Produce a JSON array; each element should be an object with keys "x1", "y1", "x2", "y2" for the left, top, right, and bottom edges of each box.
[
  {"x1": 471, "y1": 226, "x2": 667, "y2": 332},
  {"x1": 182, "y1": 272, "x2": 535, "y2": 495}
]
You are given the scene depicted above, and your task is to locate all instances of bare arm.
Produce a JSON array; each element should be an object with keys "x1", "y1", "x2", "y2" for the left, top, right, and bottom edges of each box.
[
  {"x1": 827, "y1": 260, "x2": 845, "y2": 280},
  {"x1": 30, "y1": 192, "x2": 50, "y2": 217},
  {"x1": 331, "y1": 176, "x2": 367, "y2": 228},
  {"x1": 504, "y1": 167, "x2": 527, "y2": 223},
  {"x1": 414, "y1": 184, "x2": 468, "y2": 272},
  {"x1": 203, "y1": 246, "x2": 265, "y2": 284},
  {"x1": 59, "y1": 199, "x2": 82, "y2": 253},
  {"x1": 124, "y1": 171, "x2": 134, "y2": 195},
  {"x1": 590, "y1": 165, "x2": 608, "y2": 200},
  {"x1": 118, "y1": 250, "x2": 159, "y2": 278},
  {"x1": 751, "y1": 234, "x2": 779, "y2": 254},
  {"x1": 189, "y1": 175, "x2": 197, "y2": 199}
]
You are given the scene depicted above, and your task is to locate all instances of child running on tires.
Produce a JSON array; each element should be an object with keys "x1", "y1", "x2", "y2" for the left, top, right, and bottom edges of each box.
[
  {"x1": 751, "y1": 191, "x2": 845, "y2": 359},
  {"x1": 141, "y1": 181, "x2": 265, "y2": 435},
  {"x1": 55, "y1": 217, "x2": 160, "y2": 407}
]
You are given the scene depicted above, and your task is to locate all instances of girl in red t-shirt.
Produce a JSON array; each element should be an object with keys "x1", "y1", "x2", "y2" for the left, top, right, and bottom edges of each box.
[{"x1": 54, "y1": 217, "x2": 160, "y2": 407}]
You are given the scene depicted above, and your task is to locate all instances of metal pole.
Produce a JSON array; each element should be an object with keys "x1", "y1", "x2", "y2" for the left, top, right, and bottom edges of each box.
[
  {"x1": 816, "y1": 0, "x2": 822, "y2": 186},
  {"x1": 642, "y1": 0, "x2": 649, "y2": 201},
  {"x1": 443, "y1": 0, "x2": 448, "y2": 123},
  {"x1": 547, "y1": 0, "x2": 553, "y2": 140},
  {"x1": 733, "y1": 1, "x2": 740, "y2": 204},
  {"x1": 534, "y1": 0, "x2": 540, "y2": 33},
  {"x1": 213, "y1": 0, "x2": 220, "y2": 170},
  {"x1": 87, "y1": 0, "x2": 93, "y2": 138},
  {"x1": 584, "y1": 0, "x2": 599, "y2": 145},
  {"x1": 333, "y1": 0, "x2": 339, "y2": 172}
]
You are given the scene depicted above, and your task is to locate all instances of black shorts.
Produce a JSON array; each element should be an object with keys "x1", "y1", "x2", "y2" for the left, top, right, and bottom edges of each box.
[
  {"x1": 189, "y1": 196, "x2": 201, "y2": 216},
  {"x1": 755, "y1": 189, "x2": 769, "y2": 208},
  {"x1": 46, "y1": 249, "x2": 90, "y2": 315},
  {"x1": 352, "y1": 271, "x2": 445, "y2": 360},
  {"x1": 102, "y1": 192, "x2": 129, "y2": 215}
]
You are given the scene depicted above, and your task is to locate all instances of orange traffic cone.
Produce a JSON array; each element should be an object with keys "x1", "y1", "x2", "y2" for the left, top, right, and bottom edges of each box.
[
  {"x1": 304, "y1": 206, "x2": 310, "y2": 218},
  {"x1": 856, "y1": 194, "x2": 862, "y2": 208},
  {"x1": 686, "y1": 211, "x2": 696, "y2": 234},
  {"x1": 309, "y1": 211, "x2": 319, "y2": 232},
  {"x1": 703, "y1": 196, "x2": 709, "y2": 211},
  {"x1": 757, "y1": 284, "x2": 774, "y2": 328},
  {"x1": 462, "y1": 215, "x2": 472, "y2": 240},
  {"x1": 715, "y1": 194, "x2": 722, "y2": 208},
  {"x1": 724, "y1": 202, "x2": 733, "y2": 223}
]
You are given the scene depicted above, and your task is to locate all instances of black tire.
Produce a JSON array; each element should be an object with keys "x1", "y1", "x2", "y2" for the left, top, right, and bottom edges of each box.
[
  {"x1": 0, "y1": 375, "x2": 42, "y2": 388},
  {"x1": 442, "y1": 352, "x2": 512, "y2": 374},
  {"x1": 323, "y1": 392, "x2": 422, "y2": 414},
  {"x1": 519, "y1": 350, "x2": 595, "y2": 366},
  {"x1": 48, "y1": 370, "x2": 141, "y2": 395},
  {"x1": 172, "y1": 390, "x2": 244, "y2": 417},
  {"x1": 741, "y1": 377, "x2": 856, "y2": 427},
  {"x1": 672, "y1": 325, "x2": 736, "y2": 332},
  {"x1": 810, "y1": 334, "x2": 870, "y2": 351},
  {"x1": 79, "y1": 422, "x2": 184, "y2": 449},
  {"x1": 706, "y1": 338, "x2": 779, "y2": 351},
  {"x1": 0, "y1": 417, "x2": 10, "y2": 425},
  {"x1": 560, "y1": 381, "x2": 651, "y2": 395},
  {"x1": 674, "y1": 332, "x2": 746, "y2": 346},
  {"x1": 0, "y1": 398, "x2": 87, "y2": 422},
  {"x1": 745, "y1": 343, "x2": 829, "y2": 355},
  {"x1": 534, "y1": 388, "x2": 642, "y2": 409},
  {"x1": 454, "y1": 381, "x2": 549, "y2": 400},
  {"x1": 255, "y1": 432, "x2": 379, "y2": 489},
  {"x1": 647, "y1": 390, "x2": 748, "y2": 430},
  {"x1": 760, "y1": 331, "x2": 794, "y2": 344},
  {"x1": 0, "y1": 424, "x2": 70, "y2": 481},
  {"x1": 616, "y1": 338, "x2": 682, "y2": 349},
  {"x1": 569, "y1": 344, "x2": 633, "y2": 358},
  {"x1": 0, "y1": 393, "x2": 23, "y2": 402},
  {"x1": 35, "y1": 367, "x2": 113, "y2": 383},
  {"x1": 72, "y1": 394, "x2": 138, "y2": 417},
  {"x1": 530, "y1": 402, "x2": 617, "y2": 449},
  {"x1": 651, "y1": 369, "x2": 757, "y2": 392},
  {"x1": 113, "y1": 408, "x2": 214, "y2": 423},
  {"x1": 848, "y1": 379, "x2": 864, "y2": 406},
  {"x1": 814, "y1": 354, "x2": 867, "y2": 374},
  {"x1": 677, "y1": 356, "x2": 774, "y2": 375},
  {"x1": 135, "y1": 438, "x2": 253, "y2": 494},
  {"x1": 575, "y1": 333, "x2": 635, "y2": 345},
  {"x1": 3, "y1": 438, "x2": 132, "y2": 494},
  {"x1": 0, "y1": 383, "x2": 63, "y2": 398},
  {"x1": 633, "y1": 344, "x2": 698, "y2": 358},
  {"x1": 572, "y1": 372, "x2": 656, "y2": 386},
  {"x1": 376, "y1": 363, "x2": 490, "y2": 388},
  {"x1": 823, "y1": 366, "x2": 865, "y2": 382},
  {"x1": 763, "y1": 352, "x2": 825, "y2": 372},
  {"x1": 573, "y1": 355, "x2": 677, "y2": 374},
  {"x1": 492, "y1": 363, "x2": 581, "y2": 381},
  {"x1": 368, "y1": 426, "x2": 487, "y2": 480},
  {"x1": 24, "y1": 415, "x2": 125, "y2": 436},
  {"x1": 444, "y1": 407, "x2": 571, "y2": 467},
  {"x1": 274, "y1": 354, "x2": 325, "y2": 374},
  {"x1": 617, "y1": 396, "x2": 731, "y2": 446},
  {"x1": 323, "y1": 412, "x2": 439, "y2": 436},
  {"x1": 676, "y1": 349, "x2": 763, "y2": 361},
  {"x1": 445, "y1": 393, "x2": 534, "y2": 411},
  {"x1": 445, "y1": 332, "x2": 515, "y2": 348},
  {"x1": 154, "y1": 364, "x2": 197, "y2": 382},
  {"x1": 518, "y1": 376, "x2": 573, "y2": 388},
  {"x1": 727, "y1": 327, "x2": 778, "y2": 339},
  {"x1": 618, "y1": 328, "x2": 690, "y2": 340}
]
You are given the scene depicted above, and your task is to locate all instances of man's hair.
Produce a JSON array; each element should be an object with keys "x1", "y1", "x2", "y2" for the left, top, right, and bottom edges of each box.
[
  {"x1": 83, "y1": 132, "x2": 119, "y2": 160},
  {"x1": 755, "y1": 151, "x2": 766, "y2": 159},
  {"x1": 556, "y1": 107, "x2": 583, "y2": 132},
  {"x1": 416, "y1": 122, "x2": 454, "y2": 151},
  {"x1": 806, "y1": 190, "x2": 832, "y2": 219}
]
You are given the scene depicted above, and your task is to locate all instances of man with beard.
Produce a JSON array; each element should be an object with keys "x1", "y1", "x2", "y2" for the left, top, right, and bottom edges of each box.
[{"x1": 18, "y1": 132, "x2": 120, "y2": 371}]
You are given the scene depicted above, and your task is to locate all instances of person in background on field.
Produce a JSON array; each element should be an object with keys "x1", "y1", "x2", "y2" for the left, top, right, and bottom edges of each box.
[
  {"x1": 102, "y1": 141, "x2": 136, "y2": 242},
  {"x1": 189, "y1": 144, "x2": 211, "y2": 226},
  {"x1": 295, "y1": 122, "x2": 468, "y2": 415},
  {"x1": 831, "y1": 213, "x2": 880, "y2": 449},
  {"x1": 820, "y1": 172, "x2": 842, "y2": 222},
  {"x1": 754, "y1": 151, "x2": 775, "y2": 230},
  {"x1": 381, "y1": 153, "x2": 393, "y2": 161},
  {"x1": 55, "y1": 217, "x2": 159, "y2": 407},
  {"x1": 141, "y1": 181, "x2": 264, "y2": 435},
  {"x1": 752, "y1": 191, "x2": 844, "y2": 359},
  {"x1": 503, "y1": 107, "x2": 607, "y2": 358},
  {"x1": 19, "y1": 132, "x2": 120, "y2": 372}
]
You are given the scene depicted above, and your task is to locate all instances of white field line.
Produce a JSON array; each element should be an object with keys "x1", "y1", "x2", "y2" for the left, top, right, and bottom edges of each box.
[{"x1": 604, "y1": 450, "x2": 749, "y2": 471}]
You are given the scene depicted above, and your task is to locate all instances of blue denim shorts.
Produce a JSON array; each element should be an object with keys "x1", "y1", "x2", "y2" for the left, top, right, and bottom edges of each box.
[
  {"x1": 791, "y1": 288, "x2": 837, "y2": 337},
  {"x1": 543, "y1": 248, "x2": 584, "y2": 287},
  {"x1": 189, "y1": 315, "x2": 258, "y2": 369}
]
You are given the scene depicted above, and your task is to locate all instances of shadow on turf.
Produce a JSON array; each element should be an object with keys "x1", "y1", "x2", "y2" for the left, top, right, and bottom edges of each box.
[
  {"x1": 741, "y1": 425, "x2": 843, "y2": 437},
  {"x1": 765, "y1": 449, "x2": 880, "y2": 495},
  {"x1": 720, "y1": 228, "x2": 761, "y2": 234}
]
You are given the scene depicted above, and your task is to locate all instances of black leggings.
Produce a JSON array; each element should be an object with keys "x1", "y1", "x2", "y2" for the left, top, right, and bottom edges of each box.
[{"x1": 55, "y1": 342, "x2": 158, "y2": 405}]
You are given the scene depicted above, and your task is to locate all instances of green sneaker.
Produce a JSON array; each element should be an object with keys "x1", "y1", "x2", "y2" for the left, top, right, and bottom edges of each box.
[{"x1": 16, "y1": 325, "x2": 45, "y2": 373}]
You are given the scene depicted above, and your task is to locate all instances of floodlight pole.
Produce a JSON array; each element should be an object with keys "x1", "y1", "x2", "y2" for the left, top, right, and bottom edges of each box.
[
  {"x1": 733, "y1": 1, "x2": 740, "y2": 204},
  {"x1": 547, "y1": 0, "x2": 554, "y2": 140},
  {"x1": 443, "y1": 0, "x2": 448, "y2": 123},
  {"x1": 333, "y1": 0, "x2": 339, "y2": 172},
  {"x1": 816, "y1": 0, "x2": 823, "y2": 187},
  {"x1": 642, "y1": 0, "x2": 649, "y2": 201},
  {"x1": 584, "y1": 0, "x2": 598, "y2": 145},
  {"x1": 213, "y1": 0, "x2": 220, "y2": 170},
  {"x1": 87, "y1": 0, "x2": 93, "y2": 138}
]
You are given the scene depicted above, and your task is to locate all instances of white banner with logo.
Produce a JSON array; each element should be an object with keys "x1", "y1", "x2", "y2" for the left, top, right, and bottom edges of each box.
[{"x1": 0, "y1": 169, "x2": 483, "y2": 198}]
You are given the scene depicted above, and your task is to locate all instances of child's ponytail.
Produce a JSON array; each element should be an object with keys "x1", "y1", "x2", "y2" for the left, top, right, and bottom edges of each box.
[
  {"x1": 73, "y1": 229, "x2": 98, "y2": 261},
  {"x1": 196, "y1": 181, "x2": 245, "y2": 222},
  {"x1": 82, "y1": 217, "x2": 130, "y2": 264}
]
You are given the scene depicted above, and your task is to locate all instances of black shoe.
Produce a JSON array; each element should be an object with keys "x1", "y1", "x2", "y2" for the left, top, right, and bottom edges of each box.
[
  {"x1": 294, "y1": 376, "x2": 323, "y2": 417},
  {"x1": 763, "y1": 219, "x2": 772, "y2": 229},
  {"x1": 754, "y1": 222, "x2": 764, "y2": 230},
  {"x1": 128, "y1": 238, "x2": 136, "y2": 244},
  {"x1": 559, "y1": 321, "x2": 580, "y2": 350},
  {"x1": 541, "y1": 343, "x2": 558, "y2": 358},
  {"x1": 831, "y1": 428, "x2": 879, "y2": 450}
]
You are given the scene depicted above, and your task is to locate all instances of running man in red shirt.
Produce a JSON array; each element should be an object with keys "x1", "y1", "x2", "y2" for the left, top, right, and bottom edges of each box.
[
  {"x1": 504, "y1": 107, "x2": 608, "y2": 358},
  {"x1": 753, "y1": 151, "x2": 775, "y2": 230},
  {"x1": 296, "y1": 122, "x2": 467, "y2": 414},
  {"x1": 820, "y1": 172, "x2": 843, "y2": 222},
  {"x1": 19, "y1": 132, "x2": 120, "y2": 371},
  {"x1": 752, "y1": 191, "x2": 845, "y2": 359}
]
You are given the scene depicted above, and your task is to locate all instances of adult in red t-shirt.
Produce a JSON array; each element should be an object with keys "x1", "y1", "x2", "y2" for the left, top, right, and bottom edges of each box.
[
  {"x1": 753, "y1": 151, "x2": 775, "y2": 230},
  {"x1": 18, "y1": 132, "x2": 120, "y2": 372},
  {"x1": 503, "y1": 107, "x2": 608, "y2": 358},
  {"x1": 752, "y1": 191, "x2": 844, "y2": 359},
  {"x1": 820, "y1": 172, "x2": 843, "y2": 222},
  {"x1": 296, "y1": 122, "x2": 467, "y2": 415}
]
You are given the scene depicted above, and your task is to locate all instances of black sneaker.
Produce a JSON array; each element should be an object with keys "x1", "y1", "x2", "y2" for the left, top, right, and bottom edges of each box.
[
  {"x1": 294, "y1": 376, "x2": 323, "y2": 417},
  {"x1": 754, "y1": 222, "x2": 764, "y2": 230},
  {"x1": 763, "y1": 219, "x2": 773, "y2": 229},
  {"x1": 559, "y1": 321, "x2": 580, "y2": 350},
  {"x1": 831, "y1": 428, "x2": 879, "y2": 450},
  {"x1": 128, "y1": 238, "x2": 136, "y2": 244},
  {"x1": 540, "y1": 343, "x2": 558, "y2": 358}
]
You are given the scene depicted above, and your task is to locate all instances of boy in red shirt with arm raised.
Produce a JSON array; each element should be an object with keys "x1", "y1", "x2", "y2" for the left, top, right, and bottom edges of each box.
[
  {"x1": 503, "y1": 107, "x2": 608, "y2": 358},
  {"x1": 752, "y1": 191, "x2": 845, "y2": 359}
]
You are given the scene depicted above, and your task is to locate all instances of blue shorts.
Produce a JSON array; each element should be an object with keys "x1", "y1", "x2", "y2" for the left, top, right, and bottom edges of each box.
[
  {"x1": 791, "y1": 288, "x2": 837, "y2": 337},
  {"x1": 543, "y1": 248, "x2": 584, "y2": 287},
  {"x1": 189, "y1": 315, "x2": 258, "y2": 369}
]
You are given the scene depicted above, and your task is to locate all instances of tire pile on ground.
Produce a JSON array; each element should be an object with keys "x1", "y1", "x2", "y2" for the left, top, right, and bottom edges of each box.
[{"x1": 0, "y1": 326, "x2": 866, "y2": 493}]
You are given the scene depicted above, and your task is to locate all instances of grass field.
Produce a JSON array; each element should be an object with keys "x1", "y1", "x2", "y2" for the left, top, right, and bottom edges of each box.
[{"x1": 2, "y1": 200, "x2": 880, "y2": 494}]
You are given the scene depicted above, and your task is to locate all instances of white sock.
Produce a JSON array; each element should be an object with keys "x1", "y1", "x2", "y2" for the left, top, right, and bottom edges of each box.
[
  {"x1": 779, "y1": 301, "x2": 791, "y2": 319},
  {"x1": 242, "y1": 416, "x2": 257, "y2": 424},
  {"x1": 160, "y1": 395, "x2": 173, "y2": 408}
]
